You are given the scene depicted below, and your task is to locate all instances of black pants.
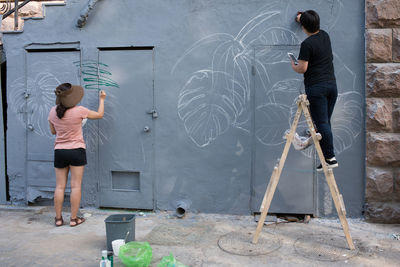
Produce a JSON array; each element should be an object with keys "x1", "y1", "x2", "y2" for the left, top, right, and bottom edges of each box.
[{"x1": 305, "y1": 80, "x2": 338, "y2": 159}]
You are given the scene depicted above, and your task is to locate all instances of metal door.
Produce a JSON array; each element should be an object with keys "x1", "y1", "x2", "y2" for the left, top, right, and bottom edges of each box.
[
  {"x1": 98, "y1": 48, "x2": 154, "y2": 209},
  {"x1": 25, "y1": 51, "x2": 80, "y2": 200},
  {"x1": 251, "y1": 45, "x2": 315, "y2": 214}
]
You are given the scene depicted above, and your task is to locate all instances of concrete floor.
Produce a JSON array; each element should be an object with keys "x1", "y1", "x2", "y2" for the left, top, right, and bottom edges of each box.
[{"x1": 0, "y1": 205, "x2": 399, "y2": 267}]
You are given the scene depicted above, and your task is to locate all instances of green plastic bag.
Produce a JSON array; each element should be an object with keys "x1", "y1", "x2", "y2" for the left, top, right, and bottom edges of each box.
[
  {"x1": 119, "y1": 241, "x2": 152, "y2": 267},
  {"x1": 157, "y1": 253, "x2": 188, "y2": 267}
]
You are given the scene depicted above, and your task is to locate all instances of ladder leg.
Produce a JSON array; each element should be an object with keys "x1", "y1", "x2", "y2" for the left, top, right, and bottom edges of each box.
[
  {"x1": 325, "y1": 170, "x2": 355, "y2": 250},
  {"x1": 301, "y1": 96, "x2": 355, "y2": 250},
  {"x1": 259, "y1": 167, "x2": 278, "y2": 212},
  {"x1": 253, "y1": 166, "x2": 279, "y2": 244}
]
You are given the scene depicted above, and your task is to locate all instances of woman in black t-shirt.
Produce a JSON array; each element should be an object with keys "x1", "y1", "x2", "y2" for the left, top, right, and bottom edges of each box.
[{"x1": 290, "y1": 10, "x2": 338, "y2": 172}]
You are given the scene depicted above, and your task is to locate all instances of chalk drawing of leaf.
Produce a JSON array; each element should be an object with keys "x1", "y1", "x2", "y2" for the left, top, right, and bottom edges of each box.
[
  {"x1": 75, "y1": 60, "x2": 119, "y2": 90},
  {"x1": 332, "y1": 91, "x2": 363, "y2": 154},
  {"x1": 247, "y1": 27, "x2": 300, "y2": 48},
  {"x1": 226, "y1": 50, "x2": 253, "y2": 128},
  {"x1": 298, "y1": 91, "x2": 363, "y2": 158},
  {"x1": 178, "y1": 70, "x2": 239, "y2": 147},
  {"x1": 9, "y1": 72, "x2": 59, "y2": 137},
  {"x1": 172, "y1": 33, "x2": 237, "y2": 74},
  {"x1": 256, "y1": 103, "x2": 290, "y2": 146},
  {"x1": 251, "y1": 31, "x2": 300, "y2": 70},
  {"x1": 253, "y1": 79, "x2": 302, "y2": 146},
  {"x1": 236, "y1": 11, "x2": 281, "y2": 47},
  {"x1": 28, "y1": 73, "x2": 60, "y2": 137},
  {"x1": 83, "y1": 90, "x2": 118, "y2": 150},
  {"x1": 266, "y1": 79, "x2": 302, "y2": 104},
  {"x1": 210, "y1": 40, "x2": 249, "y2": 115}
]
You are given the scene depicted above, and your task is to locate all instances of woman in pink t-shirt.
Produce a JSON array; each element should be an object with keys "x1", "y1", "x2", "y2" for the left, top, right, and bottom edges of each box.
[{"x1": 48, "y1": 83, "x2": 106, "y2": 227}]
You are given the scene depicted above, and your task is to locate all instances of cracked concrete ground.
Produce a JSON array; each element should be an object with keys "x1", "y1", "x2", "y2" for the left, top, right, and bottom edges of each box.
[{"x1": 0, "y1": 205, "x2": 399, "y2": 266}]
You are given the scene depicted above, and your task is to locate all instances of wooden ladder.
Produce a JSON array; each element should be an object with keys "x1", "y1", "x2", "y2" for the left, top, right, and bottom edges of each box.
[{"x1": 252, "y1": 94, "x2": 355, "y2": 250}]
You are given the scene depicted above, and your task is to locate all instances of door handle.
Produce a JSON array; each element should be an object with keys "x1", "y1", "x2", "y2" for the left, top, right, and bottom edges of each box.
[{"x1": 143, "y1": 126, "x2": 150, "y2": 132}]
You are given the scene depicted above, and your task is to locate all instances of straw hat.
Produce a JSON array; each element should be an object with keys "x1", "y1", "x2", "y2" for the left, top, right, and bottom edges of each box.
[{"x1": 55, "y1": 83, "x2": 84, "y2": 108}]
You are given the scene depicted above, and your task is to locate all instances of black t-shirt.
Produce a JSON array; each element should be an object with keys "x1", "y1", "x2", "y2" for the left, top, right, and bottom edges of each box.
[{"x1": 298, "y1": 30, "x2": 336, "y2": 87}]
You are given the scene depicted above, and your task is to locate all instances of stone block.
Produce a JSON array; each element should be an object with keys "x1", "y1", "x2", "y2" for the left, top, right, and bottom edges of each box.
[
  {"x1": 367, "y1": 133, "x2": 400, "y2": 166},
  {"x1": 394, "y1": 29, "x2": 400, "y2": 62},
  {"x1": 365, "y1": 201, "x2": 400, "y2": 223},
  {"x1": 366, "y1": 29, "x2": 392, "y2": 63},
  {"x1": 393, "y1": 99, "x2": 400, "y2": 132},
  {"x1": 366, "y1": 0, "x2": 400, "y2": 28},
  {"x1": 366, "y1": 64, "x2": 400, "y2": 97},
  {"x1": 365, "y1": 167, "x2": 393, "y2": 202},
  {"x1": 366, "y1": 98, "x2": 392, "y2": 131}
]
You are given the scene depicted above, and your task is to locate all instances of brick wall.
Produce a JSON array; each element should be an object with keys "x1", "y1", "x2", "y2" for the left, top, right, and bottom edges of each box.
[{"x1": 365, "y1": 0, "x2": 400, "y2": 223}]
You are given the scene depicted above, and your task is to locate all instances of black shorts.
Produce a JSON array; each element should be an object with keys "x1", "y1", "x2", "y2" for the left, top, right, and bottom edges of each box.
[{"x1": 54, "y1": 148, "x2": 87, "y2": 168}]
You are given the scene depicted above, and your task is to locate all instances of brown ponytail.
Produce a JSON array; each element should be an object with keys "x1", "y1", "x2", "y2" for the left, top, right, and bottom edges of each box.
[
  {"x1": 54, "y1": 83, "x2": 73, "y2": 119},
  {"x1": 56, "y1": 102, "x2": 69, "y2": 119}
]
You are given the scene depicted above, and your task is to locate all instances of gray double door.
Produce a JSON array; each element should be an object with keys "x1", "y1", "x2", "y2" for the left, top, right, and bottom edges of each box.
[
  {"x1": 24, "y1": 47, "x2": 154, "y2": 209},
  {"x1": 98, "y1": 49, "x2": 154, "y2": 210}
]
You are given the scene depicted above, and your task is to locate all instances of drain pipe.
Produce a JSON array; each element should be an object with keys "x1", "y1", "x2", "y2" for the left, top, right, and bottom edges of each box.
[
  {"x1": 77, "y1": 0, "x2": 102, "y2": 28},
  {"x1": 175, "y1": 200, "x2": 191, "y2": 218}
]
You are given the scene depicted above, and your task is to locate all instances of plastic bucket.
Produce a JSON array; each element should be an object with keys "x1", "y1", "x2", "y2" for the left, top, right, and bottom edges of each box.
[{"x1": 104, "y1": 214, "x2": 135, "y2": 251}]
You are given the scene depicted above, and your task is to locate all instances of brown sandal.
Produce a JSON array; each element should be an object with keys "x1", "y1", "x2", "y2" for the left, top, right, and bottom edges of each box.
[
  {"x1": 55, "y1": 216, "x2": 64, "y2": 227},
  {"x1": 70, "y1": 216, "x2": 85, "y2": 227}
]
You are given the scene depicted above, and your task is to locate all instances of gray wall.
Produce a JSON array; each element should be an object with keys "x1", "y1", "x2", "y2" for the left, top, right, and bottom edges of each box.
[{"x1": 2, "y1": 0, "x2": 365, "y2": 216}]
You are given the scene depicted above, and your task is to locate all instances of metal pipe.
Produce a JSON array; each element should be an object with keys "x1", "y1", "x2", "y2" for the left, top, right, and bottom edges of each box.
[
  {"x1": 76, "y1": 0, "x2": 102, "y2": 28},
  {"x1": 13, "y1": 0, "x2": 17, "y2": 30},
  {"x1": 175, "y1": 200, "x2": 191, "y2": 218}
]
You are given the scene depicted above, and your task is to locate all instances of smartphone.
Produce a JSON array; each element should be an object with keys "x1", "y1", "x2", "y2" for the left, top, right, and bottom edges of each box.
[{"x1": 288, "y1": 53, "x2": 298, "y2": 65}]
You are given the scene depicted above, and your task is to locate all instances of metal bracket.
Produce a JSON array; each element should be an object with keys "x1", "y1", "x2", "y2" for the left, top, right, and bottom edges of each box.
[{"x1": 147, "y1": 109, "x2": 158, "y2": 118}]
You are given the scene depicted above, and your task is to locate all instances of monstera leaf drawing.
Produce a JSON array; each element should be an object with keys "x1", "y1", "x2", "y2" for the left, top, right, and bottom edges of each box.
[
  {"x1": 174, "y1": 1, "x2": 349, "y2": 148},
  {"x1": 255, "y1": 79, "x2": 302, "y2": 146},
  {"x1": 332, "y1": 91, "x2": 363, "y2": 153},
  {"x1": 247, "y1": 27, "x2": 300, "y2": 52},
  {"x1": 178, "y1": 70, "x2": 240, "y2": 147},
  {"x1": 10, "y1": 72, "x2": 60, "y2": 137},
  {"x1": 266, "y1": 79, "x2": 302, "y2": 104},
  {"x1": 293, "y1": 91, "x2": 363, "y2": 158},
  {"x1": 256, "y1": 103, "x2": 291, "y2": 146}
]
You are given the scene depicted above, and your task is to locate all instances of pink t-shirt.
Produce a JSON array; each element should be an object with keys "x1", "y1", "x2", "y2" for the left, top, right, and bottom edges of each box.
[{"x1": 48, "y1": 106, "x2": 90, "y2": 150}]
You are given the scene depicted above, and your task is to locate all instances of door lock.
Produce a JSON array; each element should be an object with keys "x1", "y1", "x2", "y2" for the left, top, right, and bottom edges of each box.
[{"x1": 143, "y1": 126, "x2": 150, "y2": 132}]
